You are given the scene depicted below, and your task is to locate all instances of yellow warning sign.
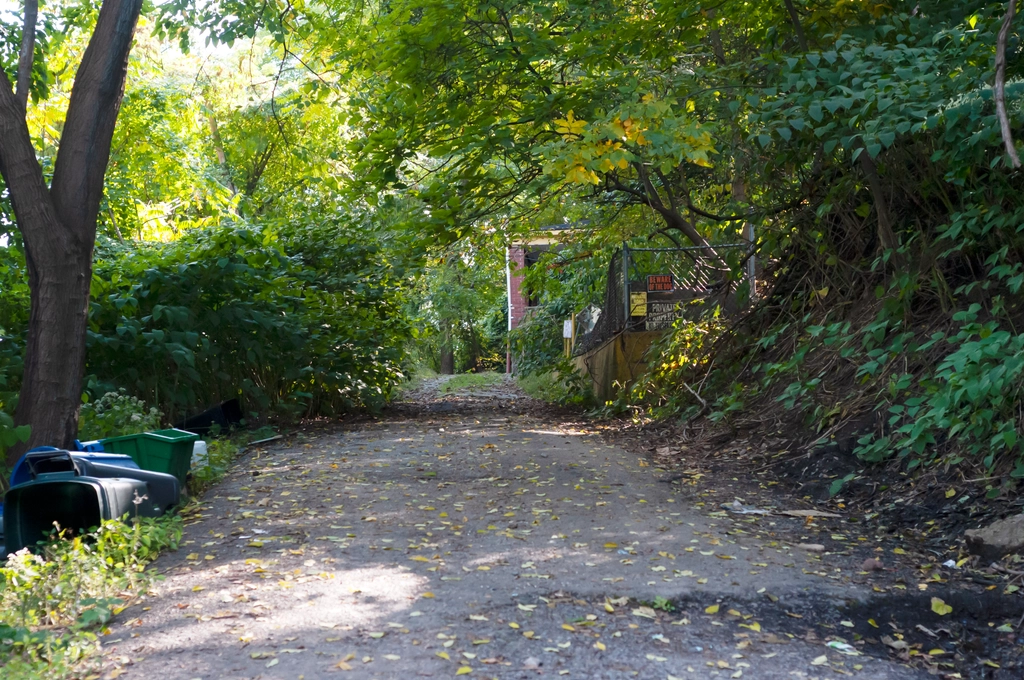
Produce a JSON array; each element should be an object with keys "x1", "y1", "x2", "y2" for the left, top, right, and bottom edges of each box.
[{"x1": 629, "y1": 292, "x2": 648, "y2": 316}]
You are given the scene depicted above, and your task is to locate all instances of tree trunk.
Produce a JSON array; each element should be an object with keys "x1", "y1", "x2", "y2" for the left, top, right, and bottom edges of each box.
[
  {"x1": 0, "y1": 0, "x2": 143, "y2": 467},
  {"x1": 439, "y1": 332, "x2": 455, "y2": 375},
  {"x1": 207, "y1": 110, "x2": 237, "y2": 193},
  {"x1": 468, "y1": 326, "x2": 481, "y2": 373},
  {"x1": 783, "y1": 0, "x2": 809, "y2": 52},
  {"x1": 857, "y1": 148, "x2": 900, "y2": 254},
  {"x1": 15, "y1": 231, "x2": 94, "y2": 459}
]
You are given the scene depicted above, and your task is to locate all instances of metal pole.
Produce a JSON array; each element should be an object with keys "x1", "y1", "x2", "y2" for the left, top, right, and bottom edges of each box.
[
  {"x1": 745, "y1": 224, "x2": 756, "y2": 298},
  {"x1": 505, "y1": 245, "x2": 513, "y2": 372},
  {"x1": 622, "y1": 243, "x2": 630, "y2": 331}
]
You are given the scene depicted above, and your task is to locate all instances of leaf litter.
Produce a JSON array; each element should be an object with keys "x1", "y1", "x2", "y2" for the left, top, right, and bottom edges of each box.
[{"x1": 100, "y1": 381, "x2": 1024, "y2": 679}]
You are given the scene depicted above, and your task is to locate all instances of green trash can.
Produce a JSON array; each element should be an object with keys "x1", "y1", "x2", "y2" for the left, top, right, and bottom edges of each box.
[{"x1": 100, "y1": 428, "x2": 199, "y2": 487}]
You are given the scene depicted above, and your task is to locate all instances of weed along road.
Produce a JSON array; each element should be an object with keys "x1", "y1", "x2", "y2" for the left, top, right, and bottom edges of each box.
[{"x1": 107, "y1": 381, "x2": 934, "y2": 679}]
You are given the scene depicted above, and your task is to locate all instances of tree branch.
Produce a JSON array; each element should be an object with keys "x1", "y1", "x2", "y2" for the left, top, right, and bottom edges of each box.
[
  {"x1": 857, "y1": 145, "x2": 901, "y2": 258},
  {"x1": 608, "y1": 171, "x2": 726, "y2": 267},
  {"x1": 996, "y1": 0, "x2": 1021, "y2": 168},
  {"x1": 783, "y1": 0, "x2": 809, "y2": 52},
  {"x1": 50, "y1": 0, "x2": 144, "y2": 239},
  {"x1": 706, "y1": 8, "x2": 727, "y2": 65},
  {"x1": 652, "y1": 167, "x2": 680, "y2": 214},
  {"x1": 16, "y1": 0, "x2": 38, "y2": 109},
  {"x1": 494, "y1": 6, "x2": 553, "y2": 97},
  {"x1": 636, "y1": 162, "x2": 668, "y2": 212},
  {"x1": 0, "y1": 72, "x2": 65, "y2": 253}
]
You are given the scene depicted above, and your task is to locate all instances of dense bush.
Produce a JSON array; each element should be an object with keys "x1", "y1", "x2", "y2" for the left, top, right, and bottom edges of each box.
[
  {"x1": 84, "y1": 212, "x2": 412, "y2": 422},
  {"x1": 1, "y1": 206, "x2": 416, "y2": 432}
]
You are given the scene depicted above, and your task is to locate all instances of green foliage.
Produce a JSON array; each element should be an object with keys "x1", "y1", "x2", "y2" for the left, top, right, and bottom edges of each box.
[
  {"x1": 9, "y1": 0, "x2": 1024, "y2": 492},
  {"x1": 510, "y1": 305, "x2": 568, "y2": 378},
  {"x1": 77, "y1": 389, "x2": 162, "y2": 441},
  {"x1": 412, "y1": 241, "x2": 507, "y2": 374},
  {"x1": 507, "y1": 237, "x2": 611, "y2": 379},
  {"x1": 0, "y1": 11, "x2": 427, "y2": 448},
  {"x1": 0, "y1": 515, "x2": 183, "y2": 679},
  {"x1": 629, "y1": 316, "x2": 728, "y2": 420},
  {"x1": 856, "y1": 308, "x2": 1024, "y2": 476},
  {"x1": 440, "y1": 372, "x2": 505, "y2": 394},
  {"x1": 517, "y1": 363, "x2": 593, "y2": 408},
  {"x1": 86, "y1": 213, "x2": 412, "y2": 422},
  {"x1": 651, "y1": 596, "x2": 675, "y2": 612},
  {"x1": 0, "y1": 323, "x2": 28, "y2": 479}
]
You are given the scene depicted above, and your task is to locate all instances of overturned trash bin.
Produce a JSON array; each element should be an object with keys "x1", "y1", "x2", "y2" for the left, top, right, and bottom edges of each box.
[{"x1": 2, "y1": 449, "x2": 180, "y2": 556}]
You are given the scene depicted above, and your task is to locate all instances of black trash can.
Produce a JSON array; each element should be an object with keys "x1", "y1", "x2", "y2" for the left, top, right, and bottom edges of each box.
[
  {"x1": 3, "y1": 474, "x2": 151, "y2": 554},
  {"x1": 2, "y1": 449, "x2": 180, "y2": 555}
]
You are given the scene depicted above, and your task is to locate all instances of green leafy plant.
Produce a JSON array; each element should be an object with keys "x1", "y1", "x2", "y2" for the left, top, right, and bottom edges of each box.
[
  {"x1": 86, "y1": 216, "x2": 413, "y2": 423},
  {"x1": 651, "y1": 596, "x2": 675, "y2": 612},
  {"x1": 0, "y1": 514, "x2": 182, "y2": 679},
  {"x1": 517, "y1": 358, "x2": 594, "y2": 408},
  {"x1": 440, "y1": 372, "x2": 505, "y2": 393}
]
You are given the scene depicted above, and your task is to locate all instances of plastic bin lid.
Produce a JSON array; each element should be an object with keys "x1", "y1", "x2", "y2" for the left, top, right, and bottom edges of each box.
[
  {"x1": 102, "y1": 428, "x2": 199, "y2": 443},
  {"x1": 9, "y1": 447, "x2": 66, "y2": 488}
]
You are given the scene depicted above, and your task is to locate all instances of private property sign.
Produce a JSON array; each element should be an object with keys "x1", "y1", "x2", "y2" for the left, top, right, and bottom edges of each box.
[
  {"x1": 645, "y1": 274, "x2": 681, "y2": 330},
  {"x1": 646, "y1": 301, "x2": 680, "y2": 330},
  {"x1": 647, "y1": 274, "x2": 673, "y2": 292}
]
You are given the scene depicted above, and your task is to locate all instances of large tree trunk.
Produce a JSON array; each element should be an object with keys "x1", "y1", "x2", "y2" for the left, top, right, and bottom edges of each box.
[
  {"x1": 439, "y1": 326, "x2": 455, "y2": 375},
  {"x1": 0, "y1": 0, "x2": 143, "y2": 468},
  {"x1": 16, "y1": 229, "x2": 94, "y2": 457}
]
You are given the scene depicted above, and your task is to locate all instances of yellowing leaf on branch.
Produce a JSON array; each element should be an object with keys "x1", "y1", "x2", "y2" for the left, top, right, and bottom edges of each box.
[
  {"x1": 566, "y1": 165, "x2": 600, "y2": 185},
  {"x1": 554, "y1": 111, "x2": 587, "y2": 136}
]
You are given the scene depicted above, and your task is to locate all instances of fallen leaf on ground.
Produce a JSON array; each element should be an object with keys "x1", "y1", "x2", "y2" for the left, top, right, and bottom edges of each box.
[{"x1": 930, "y1": 597, "x2": 953, "y2": 616}]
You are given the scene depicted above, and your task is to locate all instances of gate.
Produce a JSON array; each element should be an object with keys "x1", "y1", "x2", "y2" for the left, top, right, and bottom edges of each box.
[{"x1": 574, "y1": 242, "x2": 751, "y2": 356}]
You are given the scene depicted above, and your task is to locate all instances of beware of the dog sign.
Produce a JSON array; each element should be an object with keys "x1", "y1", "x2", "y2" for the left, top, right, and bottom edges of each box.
[{"x1": 647, "y1": 274, "x2": 673, "y2": 292}]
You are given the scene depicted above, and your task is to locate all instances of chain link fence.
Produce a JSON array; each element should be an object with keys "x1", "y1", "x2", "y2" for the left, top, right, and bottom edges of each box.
[{"x1": 573, "y1": 243, "x2": 751, "y2": 356}]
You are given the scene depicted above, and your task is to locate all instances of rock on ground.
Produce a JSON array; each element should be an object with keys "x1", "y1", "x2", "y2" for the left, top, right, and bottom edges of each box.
[{"x1": 965, "y1": 513, "x2": 1024, "y2": 561}]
